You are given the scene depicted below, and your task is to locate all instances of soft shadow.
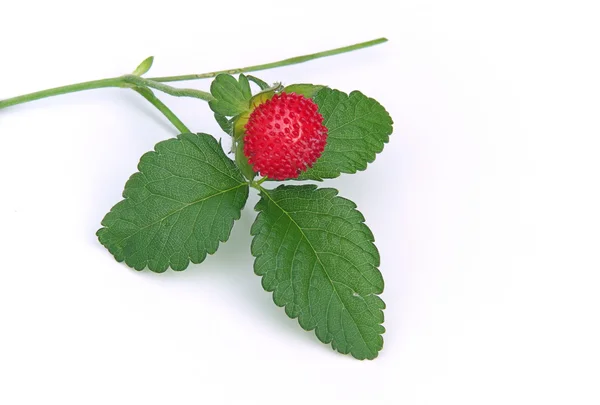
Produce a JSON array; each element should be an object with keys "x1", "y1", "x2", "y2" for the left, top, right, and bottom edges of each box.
[{"x1": 89, "y1": 191, "x2": 321, "y2": 346}]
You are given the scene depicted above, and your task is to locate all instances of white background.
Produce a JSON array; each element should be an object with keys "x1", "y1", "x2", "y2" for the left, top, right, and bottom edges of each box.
[{"x1": 1, "y1": 1, "x2": 599, "y2": 404}]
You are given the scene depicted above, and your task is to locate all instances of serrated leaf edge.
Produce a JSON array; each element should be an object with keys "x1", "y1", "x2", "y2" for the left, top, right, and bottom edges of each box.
[
  {"x1": 297, "y1": 89, "x2": 394, "y2": 181},
  {"x1": 97, "y1": 133, "x2": 249, "y2": 272},
  {"x1": 250, "y1": 184, "x2": 385, "y2": 360}
]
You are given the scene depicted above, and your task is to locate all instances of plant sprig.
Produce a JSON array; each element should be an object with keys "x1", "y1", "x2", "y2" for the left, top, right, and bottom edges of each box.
[
  {"x1": 0, "y1": 38, "x2": 387, "y2": 118},
  {"x1": 0, "y1": 38, "x2": 393, "y2": 360}
]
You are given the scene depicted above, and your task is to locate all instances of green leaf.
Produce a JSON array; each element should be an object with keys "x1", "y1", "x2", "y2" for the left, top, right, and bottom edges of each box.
[
  {"x1": 238, "y1": 74, "x2": 252, "y2": 99},
  {"x1": 247, "y1": 75, "x2": 271, "y2": 91},
  {"x1": 251, "y1": 185, "x2": 385, "y2": 360},
  {"x1": 97, "y1": 133, "x2": 249, "y2": 272},
  {"x1": 209, "y1": 74, "x2": 252, "y2": 116},
  {"x1": 297, "y1": 88, "x2": 393, "y2": 181},
  {"x1": 132, "y1": 56, "x2": 154, "y2": 76},
  {"x1": 214, "y1": 113, "x2": 234, "y2": 136},
  {"x1": 284, "y1": 83, "x2": 325, "y2": 98},
  {"x1": 234, "y1": 138, "x2": 256, "y2": 181}
]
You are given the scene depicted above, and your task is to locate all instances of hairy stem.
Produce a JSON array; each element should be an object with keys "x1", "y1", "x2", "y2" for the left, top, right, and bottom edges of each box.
[
  {"x1": 132, "y1": 87, "x2": 191, "y2": 133},
  {"x1": 0, "y1": 37, "x2": 386, "y2": 115},
  {"x1": 0, "y1": 75, "x2": 214, "y2": 111},
  {"x1": 123, "y1": 75, "x2": 214, "y2": 101},
  {"x1": 0, "y1": 78, "x2": 124, "y2": 109},
  {"x1": 148, "y1": 38, "x2": 388, "y2": 83}
]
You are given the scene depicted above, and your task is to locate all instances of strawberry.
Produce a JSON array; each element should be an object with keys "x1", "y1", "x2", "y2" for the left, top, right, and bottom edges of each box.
[{"x1": 243, "y1": 92, "x2": 328, "y2": 180}]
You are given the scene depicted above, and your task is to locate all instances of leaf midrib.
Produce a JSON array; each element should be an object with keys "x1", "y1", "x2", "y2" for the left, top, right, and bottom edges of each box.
[
  {"x1": 213, "y1": 77, "x2": 250, "y2": 114},
  {"x1": 259, "y1": 187, "x2": 374, "y2": 357},
  {"x1": 113, "y1": 182, "x2": 247, "y2": 246}
]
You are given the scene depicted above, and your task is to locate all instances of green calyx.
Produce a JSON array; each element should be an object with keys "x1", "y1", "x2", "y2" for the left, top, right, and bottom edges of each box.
[
  {"x1": 283, "y1": 83, "x2": 325, "y2": 98},
  {"x1": 232, "y1": 90, "x2": 276, "y2": 140},
  {"x1": 231, "y1": 90, "x2": 279, "y2": 181},
  {"x1": 234, "y1": 137, "x2": 257, "y2": 181}
]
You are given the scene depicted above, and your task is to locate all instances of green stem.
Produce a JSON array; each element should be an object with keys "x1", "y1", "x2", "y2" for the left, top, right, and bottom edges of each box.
[
  {"x1": 255, "y1": 177, "x2": 268, "y2": 186},
  {"x1": 148, "y1": 37, "x2": 388, "y2": 83},
  {"x1": 132, "y1": 87, "x2": 191, "y2": 133},
  {"x1": 0, "y1": 77, "x2": 124, "y2": 109},
  {"x1": 0, "y1": 75, "x2": 214, "y2": 111},
  {"x1": 123, "y1": 75, "x2": 214, "y2": 101},
  {"x1": 0, "y1": 37, "x2": 386, "y2": 110}
]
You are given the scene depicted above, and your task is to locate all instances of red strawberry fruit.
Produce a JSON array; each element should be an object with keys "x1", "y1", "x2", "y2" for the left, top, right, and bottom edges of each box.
[{"x1": 243, "y1": 92, "x2": 328, "y2": 180}]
